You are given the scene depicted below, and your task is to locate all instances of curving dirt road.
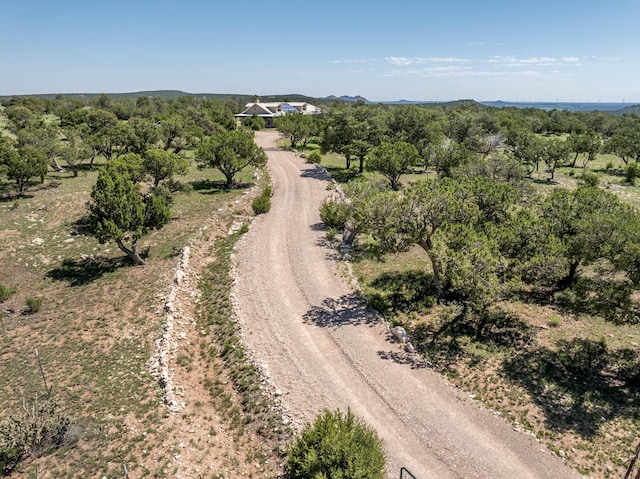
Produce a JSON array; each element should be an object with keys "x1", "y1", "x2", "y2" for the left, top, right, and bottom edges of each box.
[{"x1": 233, "y1": 130, "x2": 582, "y2": 479}]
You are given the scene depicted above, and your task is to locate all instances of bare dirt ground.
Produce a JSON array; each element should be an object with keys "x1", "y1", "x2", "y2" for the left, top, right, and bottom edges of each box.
[{"x1": 233, "y1": 130, "x2": 584, "y2": 479}]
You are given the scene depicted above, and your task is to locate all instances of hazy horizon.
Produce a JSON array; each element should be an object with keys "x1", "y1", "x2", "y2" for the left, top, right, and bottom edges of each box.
[{"x1": 1, "y1": 0, "x2": 639, "y2": 103}]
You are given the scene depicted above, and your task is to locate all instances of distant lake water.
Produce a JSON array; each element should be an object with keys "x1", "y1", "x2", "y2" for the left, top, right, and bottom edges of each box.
[{"x1": 480, "y1": 101, "x2": 634, "y2": 112}]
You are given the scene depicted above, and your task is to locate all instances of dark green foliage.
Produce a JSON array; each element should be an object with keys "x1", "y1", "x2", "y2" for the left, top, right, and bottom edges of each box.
[
  {"x1": 275, "y1": 112, "x2": 319, "y2": 148},
  {"x1": 319, "y1": 197, "x2": 350, "y2": 230},
  {"x1": 0, "y1": 398, "x2": 73, "y2": 475},
  {"x1": 580, "y1": 170, "x2": 600, "y2": 187},
  {"x1": 88, "y1": 157, "x2": 171, "y2": 265},
  {"x1": 624, "y1": 163, "x2": 638, "y2": 185},
  {"x1": 2, "y1": 146, "x2": 48, "y2": 194},
  {"x1": 252, "y1": 186, "x2": 272, "y2": 215},
  {"x1": 143, "y1": 148, "x2": 189, "y2": 187},
  {"x1": 25, "y1": 296, "x2": 43, "y2": 314},
  {"x1": 243, "y1": 113, "x2": 266, "y2": 131},
  {"x1": 286, "y1": 409, "x2": 386, "y2": 479},
  {"x1": 196, "y1": 129, "x2": 267, "y2": 188},
  {"x1": 307, "y1": 150, "x2": 322, "y2": 164},
  {"x1": 0, "y1": 284, "x2": 16, "y2": 303},
  {"x1": 366, "y1": 141, "x2": 419, "y2": 190}
]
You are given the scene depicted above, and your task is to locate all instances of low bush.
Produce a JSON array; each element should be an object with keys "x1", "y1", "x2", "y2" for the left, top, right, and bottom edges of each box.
[
  {"x1": 624, "y1": 163, "x2": 638, "y2": 185},
  {"x1": 319, "y1": 197, "x2": 349, "y2": 230},
  {"x1": 286, "y1": 408, "x2": 386, "y2": 479},
  {"x1": 252, "y1": 186, "x2": 272, "y2": 215},
  {"x1": 0, "y1": 284, "x2": 16, "y2": 303},
  {"x1": 580, "y1": 170, "x2": 599, "y2": 187},
  {"x1": 307, "y1": 150, "x2": 322, "y2": 164},
  {"x1": 0, "y1": 398, "x2": 74, "y2": 475},
  {"x1": 25, "y1": 296, "x2": 43, "y2": 314}
]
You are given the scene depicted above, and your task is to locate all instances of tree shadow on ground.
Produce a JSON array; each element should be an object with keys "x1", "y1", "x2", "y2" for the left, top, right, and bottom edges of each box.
[
  {"x1": 376, "y1": 349, "x2": 430, "y2": 370},
  {"x1": 323, "y1": 166, "x2": 359, "y2": 184},
  {"x1": 593, "y1": 167, "x2": 625, "y2": 177},
  {"x1": 189, "y1": 179, "x2": 253, "y2": 194},
  {"x1": 303, "y1": 294, "x2": 377, "y2": 328},
  {"x1": 300, "y1": 165, "x2": 332, "y2": 181},
  {"x1": 504, "y1": 337, "x2": 640, "y2": 438},
  {"x1": 368, "y1": 270, "x2": 438, "y2": 316},
  {"x1": 46, "y1": 255, "x2": 131, "y2": 286},
  {"x1": 553, "y1": 278, "x2": 639, "y2": 324},
  {"x1": 412, "y1": 307, "x2": 534, "y2": 368},
  {"x1": 519, "y1": 277, "x2": 639, "y2": 325}
]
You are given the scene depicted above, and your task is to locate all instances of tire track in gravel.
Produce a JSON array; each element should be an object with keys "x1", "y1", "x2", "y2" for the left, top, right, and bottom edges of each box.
[{"x1": 233, "y1": 130, "x2": 582, "y2": 479}]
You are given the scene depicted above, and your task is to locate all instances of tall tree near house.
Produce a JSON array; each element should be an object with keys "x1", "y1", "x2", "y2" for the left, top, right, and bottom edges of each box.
[
  {"x1": 505, "y1": 128, "x2": 545, "y2": 176},
  {"x1": 4, "y1": 105, "x2": 39, "y2": 130},
  {"x1": 321, "y1": 106, "x2": 357, "y2": 170},
  {"x1": 386, "y1": 104, "x2": 443, "y2": 150},
  {"x1": 2, "y1": 146, "x2": 48, "y2": 194},
  {"x1": 322, "y1": 104, "x2": 386, "y2": 173},
  {"x1": 541, "y1": 136, "x2": 570, "y2": 180},
  {"x1": 143, "y1": 149, "x2": 189, "y2": 187},
  {"x1": 605, "y1": 131, "x2": 640, "y2": 164},
  {"x1": 275, "y1": 113, "x2": 318, "y2": 148},
  {"x1": 567, "y1": 131, "x2": 601, "y2": 168},
  {"x1": 88, "y1": 158, "x2": 170, "y2": 265},
  {"x1": 125, "y1": 117, "x2": 161, "y2": 155},
  {"x1": 426, "y1": 137, "x2": 473, "y2": 178},
  {"x1": 351, "y1": 104, "x2": 386, "y2": 173},
  {"x1": 159, "y1": 114, "x2": 187, "y2": 150},
  {"x1": 366, "y1": 141, "x2": 419, "y2": 190},
  {"x1": 396, "y1": 178, "x2": 479, "y2": 293},
  {"x1": 84, "y1": 109, "x2": 120, "y2": 164},
  {"x1": 541, "y1": 185, "x2": 622, "y2": 288},
  {"x1": 59, "y1": 128, "x2": 91, "y2": 177},
  {"x1": 195, "y1": 129, "x2": 267, "y2": 188},
  {"x1": 16, "y1": 123, "x2": 65, "y2": 172}
]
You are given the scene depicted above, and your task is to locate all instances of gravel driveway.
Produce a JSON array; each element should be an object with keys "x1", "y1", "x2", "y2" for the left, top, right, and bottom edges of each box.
[{"x1": 233, "y1": 130, "x2": 582, "y2": 479}]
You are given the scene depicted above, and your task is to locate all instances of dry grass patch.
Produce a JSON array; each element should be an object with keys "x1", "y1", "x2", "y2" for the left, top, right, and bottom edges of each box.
[{"x1": 0, "y1": 156, "x2": 283, "y2": 477}]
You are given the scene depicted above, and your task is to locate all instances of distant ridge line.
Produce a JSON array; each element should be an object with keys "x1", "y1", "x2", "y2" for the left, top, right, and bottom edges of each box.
[{"x1": 1, "y1": 90, "x2": 638, "y2": 113}]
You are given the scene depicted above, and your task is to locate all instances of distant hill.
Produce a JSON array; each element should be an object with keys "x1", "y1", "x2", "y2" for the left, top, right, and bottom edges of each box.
[
  {"x1": 0, "y1": 90, "x2": 329, "y2": 105},
  {"x1": 2, "y1": 90, "x2": 636, "y2": 114},
  {"x1": 614, "y1": 104, "x2": 640, "y2": 115},
  {"x1": 323, "y1": 95, "x2": 371, "y2": 104}
]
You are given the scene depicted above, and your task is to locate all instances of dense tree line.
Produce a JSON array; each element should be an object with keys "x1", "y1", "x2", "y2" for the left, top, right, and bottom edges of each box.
[
  {"x1": 0, "y1": 93, "x2": 266, "y2": 264},
  {"x1": 316, "y1": 101, "x2": 640, "y2": 329}
]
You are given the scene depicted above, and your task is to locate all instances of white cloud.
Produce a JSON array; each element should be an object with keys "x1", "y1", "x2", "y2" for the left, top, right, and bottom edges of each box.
[
  {"x1": 385, "y1": 56, "x2": 469, "y2": 66},
  {"x1": 330, "y1": 59, "x2": 367, "y2": 64},
  {"x1": 384, "y1": 67, "x2": 543, "y2": 78},
  {"x1": 488, "y1": 56, "x2": 581, "y2": 66}
]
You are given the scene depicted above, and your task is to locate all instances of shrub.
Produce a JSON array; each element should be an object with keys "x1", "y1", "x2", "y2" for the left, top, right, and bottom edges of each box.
[
  {"x1": 286, "y1": 409, "x2": 386, "y2": 479},
  {"x1": 0, "y1": 284, "x2": 16, "y2": 303},
  {"x1": 307, "y1": 150, "x2": 322, "y2": 164},
  {"x1": 319, "y1": 197, "x2": 349, "y2": 230},
  {"x1": 624, "y1": 163, "x2": 638, "y2": 185},
  {"x1": 580, "y1": 170, "x2": 599, "y2": 187},
  {"x1": 244, "y1": 114, "x2": 266, "y2": 131},
  {"x1": 0, "y1": 398, "x2": 73, "y2": 475},
  {"x1": 252, "y1": 186, "x2": 272, "y2": 215},
  {"x1": 326, "y1": 227, "x2": 337, "y2": 241},
  {"x1": 548, "y1": 315, "x2": 562, "y2": 327},
  {"x1": 605, "y1": 160, "x2": 614, "y2": 170},
  {"x1": 25, "y1": 296, "x2": 43, "y2": 314}
]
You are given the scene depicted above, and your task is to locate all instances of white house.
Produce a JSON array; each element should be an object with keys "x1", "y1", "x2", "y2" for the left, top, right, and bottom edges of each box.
[{"x1": 234, "y1": 101, "x2": 322, "y2": 128}]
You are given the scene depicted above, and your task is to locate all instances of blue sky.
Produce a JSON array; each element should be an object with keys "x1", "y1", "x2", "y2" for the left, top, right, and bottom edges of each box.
[{"x1": 1, "y1": 0, "x2": 638, "y2": 102}]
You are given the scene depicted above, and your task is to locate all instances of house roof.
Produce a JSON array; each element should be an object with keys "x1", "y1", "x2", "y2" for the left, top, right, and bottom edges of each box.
[{"x1": 235, "y1": 102, "x2": 322, "y2": 118}]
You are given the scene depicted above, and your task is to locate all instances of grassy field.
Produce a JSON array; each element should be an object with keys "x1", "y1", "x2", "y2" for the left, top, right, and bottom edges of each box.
[
  {"x1": 310, "y1": 145, "x2": 640, "y2": 479},
  {"x1": 0, "y1": 143, "x2": 286, "y2": 477}
]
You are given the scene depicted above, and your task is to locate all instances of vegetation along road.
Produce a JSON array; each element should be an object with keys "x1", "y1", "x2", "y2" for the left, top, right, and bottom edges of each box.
[{"x1": 233, "y1": 130, "x2": 583, "y2": 478}]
